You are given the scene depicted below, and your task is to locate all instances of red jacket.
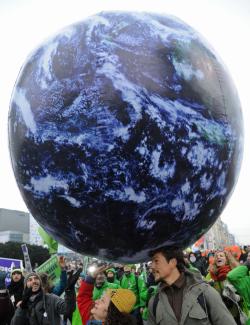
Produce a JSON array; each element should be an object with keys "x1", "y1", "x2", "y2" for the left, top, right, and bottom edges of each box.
[{"x1": 77, "y1": 278, "x2": 95, "y2": 325}]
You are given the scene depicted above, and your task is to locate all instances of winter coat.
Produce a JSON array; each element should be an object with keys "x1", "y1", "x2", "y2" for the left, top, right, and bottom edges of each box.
[
  {"x1": 206, "y1": 272, "x2": 242, "y2": 322},
  {"x1": 106, "y1": 268, "x2": 120, "y2": 286},
  {"x1": 0, "y1": 289, "x2": 14, "y2": 325},
  {"x1": 10, "y1": 288, "x2": 75, "y2": 325},
  {"x1": 92, "y1": 281, "x2": 120, "y2": 300},
  {"x1": 7, "y1": 278, "x2": 24, "y2": 308},
  {"x1": 77, "y1": 276, "x2": 95, "y2": 325},
  {"x1": 148, "y1": 269, "x2": 237, "y2": 325},
  {"x1": 191, "y1": 257, "x2": 207, "y2": 276},
  {"x1": 120, "y1": 272, "x2": 140, "y2": 309},
  {"x1": 227, "y1": 265, "x2": 250, "y2": 324},
  {"x1": 141, "y1": 285, "x2": 157, "y2": 321},
  {"x1": 137, "y1": 273, "x2": 148, "y2": 308}
]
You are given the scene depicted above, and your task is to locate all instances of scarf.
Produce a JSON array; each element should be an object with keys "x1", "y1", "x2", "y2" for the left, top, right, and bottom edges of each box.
[
  {"x1": 210, "y1": 265, "x2": 231, "y2": 281},
  {"x1": 8, "y1": 278, "x2": 24, "y2": 295}
]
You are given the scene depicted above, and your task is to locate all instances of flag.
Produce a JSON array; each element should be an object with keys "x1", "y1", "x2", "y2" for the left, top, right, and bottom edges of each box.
[
  {"x1": 38, "y1": 227, "x2": 58, "y2": 255},
  {"x1": 194, "y1": 235, "x2": 205, "y2": 248}
]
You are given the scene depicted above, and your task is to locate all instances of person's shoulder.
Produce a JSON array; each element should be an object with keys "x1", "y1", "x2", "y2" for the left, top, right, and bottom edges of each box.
[
  {"x1": 45, "y1": 292, "x2": 63, "y2": 302},
  {"x1": 184, "y1": 268, "x2": 203, "y2": 282}
]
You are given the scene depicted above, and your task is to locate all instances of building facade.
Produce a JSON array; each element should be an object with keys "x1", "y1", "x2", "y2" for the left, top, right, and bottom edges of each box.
[
  {"x1": 0, "y1": 208, "x2": 30, "y2": 243},
  {"x1": 203, "y1": 217, "x2": 236, "y2": 250}
]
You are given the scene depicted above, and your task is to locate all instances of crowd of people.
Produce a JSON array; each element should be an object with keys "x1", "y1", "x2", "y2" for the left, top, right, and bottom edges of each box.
[{"x1": 0, "y1": 245, "x2": 250, "y2": 325}]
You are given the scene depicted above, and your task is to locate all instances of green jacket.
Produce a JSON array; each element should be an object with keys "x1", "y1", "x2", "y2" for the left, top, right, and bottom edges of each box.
[
  {"x1": 106, "y1": 268, "x2": 120, "y2": 286},
  {"x1": 93, "y1": 281, "x2": 120, "y2": 300},
  {"x1": 142, "y1": 285, "x2": 157, "y2": 321},
  {"x1": 148, "y1": 269, "x2": 237, "y2": 325},
  {"x1": 227, "y1": 265, "x2": 250, "y2": 324},
  {"x1": 72, "y1": 306, "x2": 83, "y2": 325},
  {"x1": 120, "y1": 272, "x2": 140, "y2": 309}
]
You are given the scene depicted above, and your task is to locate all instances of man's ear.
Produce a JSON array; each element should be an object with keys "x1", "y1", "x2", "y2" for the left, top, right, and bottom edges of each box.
[{"x1": 169, "y1": 258, "x2": 177, "y2": 267}]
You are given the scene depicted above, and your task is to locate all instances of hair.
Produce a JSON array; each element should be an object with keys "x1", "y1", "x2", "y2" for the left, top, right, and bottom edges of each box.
[
  {"x1": 105, "y1": 302, "x2": 136, "y2": 325},
  {"x1": 209, "y1": 250, "x2": 239, "y2": 274},
  {"x1": 149, "y1": 246, "x2": 185, "y2": 271},
  {"x1": 39, "y1": 272, "x2": 54, "y2": 293}
]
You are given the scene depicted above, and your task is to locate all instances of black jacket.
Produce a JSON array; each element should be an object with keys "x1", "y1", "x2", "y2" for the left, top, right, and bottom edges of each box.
[
  {"x1": 7, "y1": 278, "x2": 24, "y2": 308},
  {"x1": 10, "y1": 288, "x2": 75, "y2": 325},
  {"x1": 0, "y1": 289, "x2": 15, "y2": 325}
]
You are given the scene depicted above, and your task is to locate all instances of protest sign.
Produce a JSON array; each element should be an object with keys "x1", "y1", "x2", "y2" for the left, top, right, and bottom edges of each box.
[
  {"x1": 21, "y1": 244, "x2": 32, "y2": 272},
  {"x1": 35, "y1": 255, "x2": 61, "y2": 284}
]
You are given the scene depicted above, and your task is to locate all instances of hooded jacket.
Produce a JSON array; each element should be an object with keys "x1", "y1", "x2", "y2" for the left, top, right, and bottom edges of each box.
[
  {"x1": 93, "y1": 280, "x2": 120, "y2": 300},
  {"x1": 148, "y1": 269, "x2": 237, "y2": 325},
  {"x1": 106, "y1": 268, "x2": 120, "y2": 285}
]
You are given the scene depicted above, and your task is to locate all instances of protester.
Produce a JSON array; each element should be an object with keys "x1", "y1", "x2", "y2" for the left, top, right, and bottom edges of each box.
[
  {"x1": 147, "y1": 247, "x2": 237, "y2": 325},
  {"x1": 77, "y1": 265, "x2": 136, "y2": 324},
  {"x1": 183, "y1": 252, "x2": 201, "y2": 274},
  {"x1": 120, "y1": 264, "x2": 143, "y2": 324},
  {"x1": 106, "y1": 268, "x2": 120, "y2": 285},
  {"x1": 227, "y1": 257, "x2": 250, "y2": 324},
  {"x1": 189, "y1": 250, "x2": 208, "y2": 276},
  {"x1": 7, "y1": 269, "x2": 24, "y2": 309},
  {"x1": 10, "y1": 270, "x2": 78, "y2": 325},
  {"x1": 146, "y1": 262, "x2": 156, "y2": 288},
  {"x1": 0, "y1": 270, "x2": 14, "y2": 325},
  {"x1": 206, "y1": 250, "x2": 242, "y2": 323},
  {"x1": 239, "y1": 246, "x2": 250, "y2": 264},
  {"x1": 93, "y1": 270, "x2": 120, "y2": 300},
  {"x1": 140, "y1": 264, "x2": 157, "y2": 325}
]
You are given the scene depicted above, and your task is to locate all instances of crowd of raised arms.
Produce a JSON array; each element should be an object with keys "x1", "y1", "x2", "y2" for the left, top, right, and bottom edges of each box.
[{"x1": 0, "y1": 245, "x2": 250, "y2": 325}]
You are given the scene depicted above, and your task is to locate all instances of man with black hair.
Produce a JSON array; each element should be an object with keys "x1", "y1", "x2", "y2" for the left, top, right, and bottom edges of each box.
[{"x1": 147, "y1": 247, "x2": 237, "y2": 325}]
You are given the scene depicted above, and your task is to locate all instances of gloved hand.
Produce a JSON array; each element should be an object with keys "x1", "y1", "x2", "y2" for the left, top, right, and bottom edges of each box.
[
  {"x1": 0, "y1": 270, "x2": 7, "y2": 290},
  {"x1": 65, "y1": 268, "x2": 83, "y2": 291},
  {"x1": 20, "y1": 287, "x2": 33, "y2": 309}
]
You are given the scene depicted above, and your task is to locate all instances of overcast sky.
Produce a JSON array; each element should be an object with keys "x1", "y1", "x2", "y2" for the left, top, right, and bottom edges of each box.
[{"x1": 0, "y1": 0, "x2": 249, "y2": 244}]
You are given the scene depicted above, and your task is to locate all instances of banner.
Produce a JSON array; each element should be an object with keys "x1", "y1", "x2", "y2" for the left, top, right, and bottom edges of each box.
[
  {"x1": 21, "y1": 244, "x2": 32, "y2": 272},
  {"x1": 35, "y1": 255, "x2": 61, "y2": 284},
  {"x1": 38, "y1": 227, "x2": 58, "y2": 255},
  {"x1": 0, "y1": 257, "x2": 23, "y2": 273},
  {"x1": 0, "y1": 257, "x2": 23, "y2": 286}
]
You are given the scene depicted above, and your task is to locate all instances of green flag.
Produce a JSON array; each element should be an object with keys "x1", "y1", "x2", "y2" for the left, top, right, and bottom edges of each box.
[{"x1": 38, "y1": 227, "x2": 58, "y2": 255}]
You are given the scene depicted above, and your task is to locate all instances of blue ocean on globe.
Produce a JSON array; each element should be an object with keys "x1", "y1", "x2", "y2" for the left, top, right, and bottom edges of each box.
[{"x1": 8, "y1": 12, "x2": 243, "y2": 262}]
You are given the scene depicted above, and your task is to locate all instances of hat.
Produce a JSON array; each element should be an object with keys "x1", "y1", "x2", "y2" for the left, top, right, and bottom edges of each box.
[
  {"x1": 11, "y1": 269, "x2": 23, "y2": 276},
  {"x1": 107, "y1": 289, "x2": 136, "y2": 314},
  {"x1": 24, "y1": 272, "x2": 41, "y2": 287},
  {"x1": 106, "y1": 268, "x2": 116, "y2": 275}
]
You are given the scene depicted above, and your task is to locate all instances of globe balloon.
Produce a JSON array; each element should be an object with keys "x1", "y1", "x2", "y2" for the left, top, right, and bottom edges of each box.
[{"x1": 8, "y1": 12, "x2": 243, "y2": 262}]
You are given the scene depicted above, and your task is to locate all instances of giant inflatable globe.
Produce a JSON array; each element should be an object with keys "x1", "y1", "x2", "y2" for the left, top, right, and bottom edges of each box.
[{"x1": 8, "y1": 12, "x2": 243, "y2": 262}]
